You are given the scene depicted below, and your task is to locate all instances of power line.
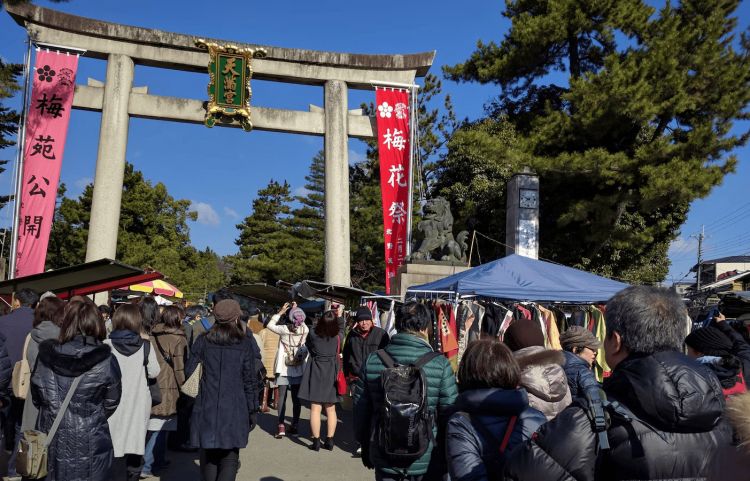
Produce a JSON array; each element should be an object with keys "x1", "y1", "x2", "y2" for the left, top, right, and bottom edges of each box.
[{"x1": 703, "y1": 201, "x2": 750, "y2": 230}]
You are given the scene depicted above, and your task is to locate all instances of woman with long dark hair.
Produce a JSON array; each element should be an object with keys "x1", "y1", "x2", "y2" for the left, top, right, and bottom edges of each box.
[
  {"x1": 31, "y1": 297, "x2": 121, "y2": 480},
  {"x1": 142, "y1": 305, "x2": 188, "y2": 477},
  {"x1": 299, "y1": 308, "x2": 344, "y2": 451},
  {"x1": 185, "y1": 299, "x2": 259, "y2": 481}
]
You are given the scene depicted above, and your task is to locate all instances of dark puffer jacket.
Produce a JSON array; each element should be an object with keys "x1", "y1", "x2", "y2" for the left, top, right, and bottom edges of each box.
[
  {"x1": 31, "y1": 336, "x2": 122, "y2": 481},
  {"x1": 186, "y1": 334, "x2": 259, "y2": 449},
  {"x1": 354, "y1": 333, "x2": 458, "y2": 476},
  {"x1": 504, "y1": 351, "x2": 732, "y2": 481},
  {"x1": 562, "y1": 350, "x2": 600, "y2": 399},
  {"x1": 446, "y1": 388, "x2": 546, "y2": 481}
]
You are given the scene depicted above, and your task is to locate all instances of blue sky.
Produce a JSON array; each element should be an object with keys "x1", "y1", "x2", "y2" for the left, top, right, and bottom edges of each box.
[{"x1": 0, "y1": 0, "x2": 748, "y2": 284}]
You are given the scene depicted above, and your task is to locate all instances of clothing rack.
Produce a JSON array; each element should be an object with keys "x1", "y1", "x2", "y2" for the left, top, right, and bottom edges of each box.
[{"x1": 406, "y1": 289, "x2": 458, "y2": 301}]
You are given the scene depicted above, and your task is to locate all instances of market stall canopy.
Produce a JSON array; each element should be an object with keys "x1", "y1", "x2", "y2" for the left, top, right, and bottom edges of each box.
[
  {"x1": 130, "y1": 279, "x2": 183, "y2": 298},
  {"x1": 285, "y1": 280, "x2": 402, "y2": 309},
  {"x1": 0, "y1": 259, "x2": 162, "y2": 299},
  {"x1": 229, "y1": 284, "x2": 292, "y2": 306},
  {"x1": 408, "y1": 254, "x2": 630, "y2": 303}
]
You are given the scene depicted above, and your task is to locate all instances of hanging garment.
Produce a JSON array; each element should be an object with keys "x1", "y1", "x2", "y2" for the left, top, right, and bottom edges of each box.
[
  {"x1": 591, "y1": 306, "x2": 611, "y2": 382},
  {"x1": 538, "y1": 305, "x2": 562, "y2": 350},
  {"x1": 531, "y1": 305, "x2": 549, "y2": 347},
  {"x1": 469, "y1": 302, "x2": 485, "y2": 342},
  {"x1": 570, "y1": 308, "x2": 587, "y2": 328},
  {"x1": 456, "y1": 302, "x2": 474, "y2": 368},
  {"x1": 497, "y1": 308, "x2": 514, "y2": 342},
  {"x1": 482, "y1": 303, "x2": 507, "y2": 338}
]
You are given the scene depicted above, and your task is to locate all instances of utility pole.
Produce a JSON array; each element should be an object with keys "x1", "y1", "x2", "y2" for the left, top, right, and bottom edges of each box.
[{"x1": 693, "y1": 225, "x2": 705, "y2": 291}]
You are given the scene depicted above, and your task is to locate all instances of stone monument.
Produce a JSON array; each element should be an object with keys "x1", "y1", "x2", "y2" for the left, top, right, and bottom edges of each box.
[{"x1": 393, "y1": 198, "x2": 471, "y2": 297}]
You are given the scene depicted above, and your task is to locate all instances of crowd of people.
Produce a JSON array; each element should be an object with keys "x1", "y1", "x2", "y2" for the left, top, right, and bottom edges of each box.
[{"x1": 0, "y1": 285, "x2": 745, "y2": 480}]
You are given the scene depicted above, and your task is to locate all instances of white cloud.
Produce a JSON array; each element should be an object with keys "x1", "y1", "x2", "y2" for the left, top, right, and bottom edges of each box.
[
  {"x1": 294, "y1": 186, "x2": 312, "y2": 197},
  {"x1": 190, "y1": 201, "x2": 220, "y2": 226},
  {"x1": 73, "y1": 177, "x2": 93, "y2": 190},
  {"x1": 669, "y1": 236, "x2": 697, "y2": 255},
  {"x1": 223, "y1": 207, "x2": 240, "y2": 219}
]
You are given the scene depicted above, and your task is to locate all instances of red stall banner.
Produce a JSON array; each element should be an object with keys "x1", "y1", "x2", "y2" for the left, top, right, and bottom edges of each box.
[
  {"x1": 15, "y1": 49, "x2": 79, "y2": 278},
  {"x1": 376, "y1": 87, "x2": 411, "y2": 293}
]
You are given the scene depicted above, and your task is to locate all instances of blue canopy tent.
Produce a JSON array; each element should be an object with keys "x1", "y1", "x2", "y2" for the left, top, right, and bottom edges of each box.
[{"x1": 408, "y1": 254, "x2": 629, "y2": 303}]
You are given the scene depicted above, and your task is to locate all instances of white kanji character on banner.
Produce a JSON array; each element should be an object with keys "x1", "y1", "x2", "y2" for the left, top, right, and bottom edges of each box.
[
  {"x1": 386, "y1": 229, "x2": 393, "y2": 235},
  {"x1": 382, "y1": 128, "x2": 406, "y2": 151},
  {"x1": 388, "y1": 201, "x2": 407, "y2": 224},
  {"x1": 386, "y1": 242, "x2": 393, "y2": 249},
  {"x1": 387, "y1": 164, "x2": 408, "y2": 188}
]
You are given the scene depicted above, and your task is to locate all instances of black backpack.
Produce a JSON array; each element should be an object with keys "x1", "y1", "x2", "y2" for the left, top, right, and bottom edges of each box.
[{"x1": 373, "y1": 349, "x2": 442, "y2": 469}]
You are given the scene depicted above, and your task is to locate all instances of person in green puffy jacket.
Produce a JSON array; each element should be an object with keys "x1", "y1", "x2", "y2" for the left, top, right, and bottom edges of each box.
[{"x1": 354, "y1": 302, "x2": 458, "y2": 481}]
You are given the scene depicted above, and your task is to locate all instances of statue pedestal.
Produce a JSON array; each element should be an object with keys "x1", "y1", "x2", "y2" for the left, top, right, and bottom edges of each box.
[{"x1": 393, "y1": 262, "x2": 471, "y2": 298}]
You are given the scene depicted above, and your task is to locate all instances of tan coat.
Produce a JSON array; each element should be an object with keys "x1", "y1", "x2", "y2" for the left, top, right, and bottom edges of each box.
[
  {"x1": 259, "y1": 327, "x2": 280, "y2": 379},
  {"x1": 149, "y1": 324, "x2": 188, "y2": 417}
]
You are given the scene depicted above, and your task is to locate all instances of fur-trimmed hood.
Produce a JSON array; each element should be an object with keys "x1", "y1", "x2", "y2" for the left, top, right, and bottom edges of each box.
[
  {"x1": 38, "y1": 336, "x2": 112, "y2": 377},
  {"x1": 513, "y1": 346, "x2": 572, "y2": 420}
]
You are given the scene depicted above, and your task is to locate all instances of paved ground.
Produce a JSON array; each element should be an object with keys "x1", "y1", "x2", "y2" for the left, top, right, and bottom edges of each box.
[
  {"x1": 0, "y1": 403, "x2": 367, "y2": 481},
  {"x1": 149, "y1": 402, "x2": 368, "y2": 481}
]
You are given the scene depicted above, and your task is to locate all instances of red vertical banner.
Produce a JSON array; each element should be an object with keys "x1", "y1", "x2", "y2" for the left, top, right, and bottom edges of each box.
[
  {"x1": 376, "y1": 88, "x2": 411, "y2": 293},
  {"x1": 15, "y1": 49, "x2": 79, "y2": 278}
]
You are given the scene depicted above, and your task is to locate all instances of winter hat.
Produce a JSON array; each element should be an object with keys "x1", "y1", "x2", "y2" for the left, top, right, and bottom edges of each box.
[
  {"x1": 685, "y1": 326, "x2": 733, "y2": 357},
  {"x1": 504, "y1": 318, "x2": 545, "y2": 352},
  {"x1": 288, "y1": 307, "x2": 307, "y2": 327},
  {"x1": 560, "y1": 326, "x2": 602, "y2": 352},
  {"x1": 213, "y1": 299, "x2": 242, "y2": 323},
  {"x1": 356, "y1": 306, "x2": 373, "y2": 322}
]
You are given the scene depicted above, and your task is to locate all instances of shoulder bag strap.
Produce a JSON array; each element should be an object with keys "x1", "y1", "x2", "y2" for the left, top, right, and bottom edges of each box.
[
  {"x1": 45, "y1": 375, "x2": 83, "y2": 446},
  {"x1": 22, "y1": 334, "x2": 31, "y2": 360},
  {"x1": 153, "y1": 334, "x2": 174, "y2": 368},
  {"x1": 413, "y1": 351, "x2": 442, "y2": 370},
  {"x1": 499, "y1": 415, "x2": 517, "y2": 454},
  {"x1": 376, "y1": 349, "x2": 396, "y2": 368}
]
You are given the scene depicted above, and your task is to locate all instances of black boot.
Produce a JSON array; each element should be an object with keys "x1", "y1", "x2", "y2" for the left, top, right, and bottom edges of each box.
[
  {"x1": 323, "y1": 437, "x2": 334, "y2": 451},
  {"x1": 310, "y1": 437, "x2": 321, "y2": 451}
]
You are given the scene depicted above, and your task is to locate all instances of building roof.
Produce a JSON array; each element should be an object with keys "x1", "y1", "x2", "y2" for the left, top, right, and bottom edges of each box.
[
  {"x1": 699, "y1": 270, "x2": 750, "y2": 292},
  {"x1": 690, "y1": 256, "x2": 750, "y2": 272}
]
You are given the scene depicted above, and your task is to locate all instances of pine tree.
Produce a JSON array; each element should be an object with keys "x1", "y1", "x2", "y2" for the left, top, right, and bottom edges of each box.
[
  {"x1": 287, "y1": 151, "x2": 325, "y2": 281},
  {"x1": 230, "y1": 179, "x2": 294, "y2": 284},
  {"x1": 46, "y1": 163, "x2": 227, "y2": 299},
  {"x1": 442, "y1": 0, "x2": 750, "y2": 282},
  {"x1": 0, "y1": 59, "x2": 22, "y2": 210}
]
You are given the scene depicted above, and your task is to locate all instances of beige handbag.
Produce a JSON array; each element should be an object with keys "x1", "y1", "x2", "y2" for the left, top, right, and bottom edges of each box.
[
  {"x1": 12, "y1": 335, "x2": 32, "y2": 399},
  {"x1": 180, "y1": 363, "x2": 202, "y2": 398}
]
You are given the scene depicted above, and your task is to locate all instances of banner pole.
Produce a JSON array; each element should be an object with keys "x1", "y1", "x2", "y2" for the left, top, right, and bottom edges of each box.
[
  {"x1": 406, "y1": 85, "x2": 417, "y2": 258},
  {"x1": 9, "y1": 36, "x2": 33, "y2": 280}
]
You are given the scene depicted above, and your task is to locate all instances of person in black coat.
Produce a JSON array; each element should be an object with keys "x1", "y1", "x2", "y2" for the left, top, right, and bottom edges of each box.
[
  {"x1": 342, "y1": 306, "x2": 389, "y2": 399},
  {"x1": 504, "y1": 286, "x2": 732, "y2": 481},
  {"x1": 0, "y1": 333, "x2": 13, "y2": 415},
  {"x1": 299, "y1": 308, "x2": 344, "y2": 451},
  {"x1": 447, "y1": 339, "x2": 546, "y2": 481},
  {"x1": 559, "y1": 326, "x2": 601, "y2": 398},
  {"x1": 0, "y1": 288, "x2": 38, "y2": 477},
  {"x1": 185, "y1": 299, "x2": 259, "y2": 481},
  {"x1": 31, "y1": 296, "x2": 122, "y2": 481}
]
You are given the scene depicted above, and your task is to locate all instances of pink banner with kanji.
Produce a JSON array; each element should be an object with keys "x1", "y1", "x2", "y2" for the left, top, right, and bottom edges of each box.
[
  {"x1": 15, "y1": 49, "x2": 79, "y2": 277},
  {"x1": 376, "y1": 88, "x2": 411, "y2": 293}
]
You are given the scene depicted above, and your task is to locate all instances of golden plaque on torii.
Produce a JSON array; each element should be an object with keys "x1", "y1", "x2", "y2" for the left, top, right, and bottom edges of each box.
[{"x1": 196, "y1": 39, "x2": 267, "y2": 131}]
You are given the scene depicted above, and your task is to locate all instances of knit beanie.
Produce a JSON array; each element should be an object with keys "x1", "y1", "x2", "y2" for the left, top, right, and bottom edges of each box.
[
  {"x1": 288, "y1": 307, "x2": 306, "y2": 327},
  {"x1": 355, "y1": 306, "x2": 373, "y2": 321},
  {"x1": 560, "y1": 326, "x2": 602, "y2": 352},
  {"x1": 504, "y1": 318, "x2": 545, "y2": 352},
  {"x1": 685, "y1": 326, "x2": 733, "y2": 357}
]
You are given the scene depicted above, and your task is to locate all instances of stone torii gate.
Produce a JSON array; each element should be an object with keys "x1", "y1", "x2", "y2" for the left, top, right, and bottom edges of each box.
[{"x1": 6, "y1": 4, "x2": 434, "y2": 286}]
